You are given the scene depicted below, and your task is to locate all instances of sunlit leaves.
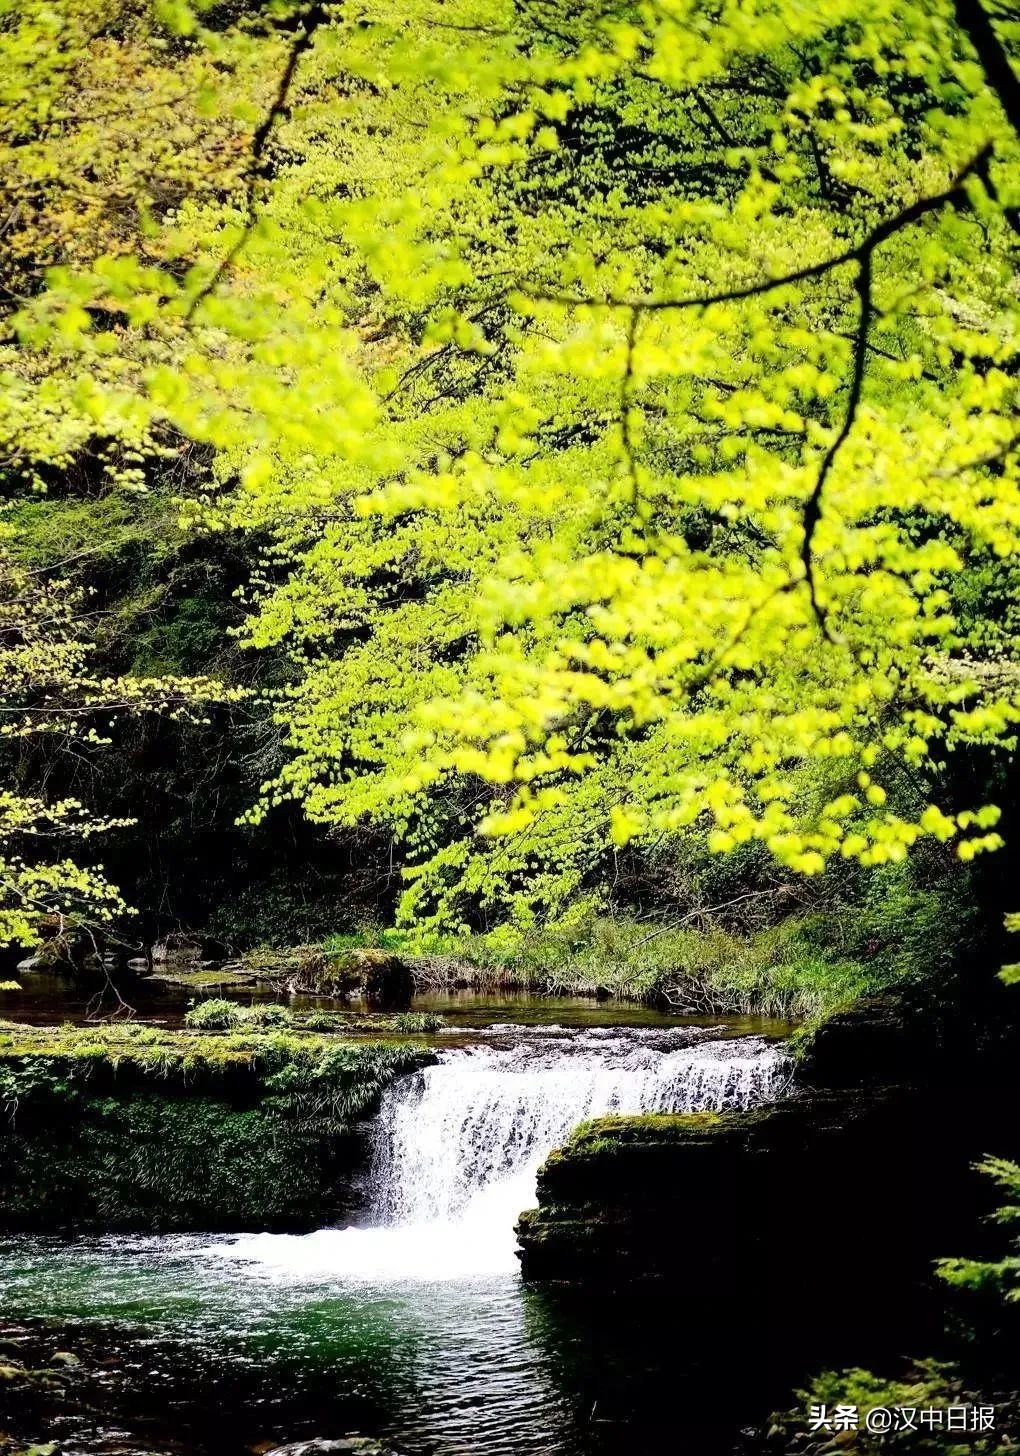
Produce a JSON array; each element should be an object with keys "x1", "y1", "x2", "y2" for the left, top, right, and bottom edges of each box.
[{"x1": 2, "y1": 0, "x2": 1018, "y2": 930}]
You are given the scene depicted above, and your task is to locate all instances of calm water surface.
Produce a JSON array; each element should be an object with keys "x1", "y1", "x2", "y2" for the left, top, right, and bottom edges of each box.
[{"x1": 0, "y1": 967, "x2": 790, "y2": 1037}]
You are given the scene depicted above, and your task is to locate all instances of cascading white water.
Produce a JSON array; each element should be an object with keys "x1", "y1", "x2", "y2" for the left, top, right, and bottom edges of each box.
[
  {"x1": 206, "y1": 1026, "x2": 790, "y2": 1282},
  {"x1": 371, "y1": 1028, "x2": 789, "y2": 1225}
]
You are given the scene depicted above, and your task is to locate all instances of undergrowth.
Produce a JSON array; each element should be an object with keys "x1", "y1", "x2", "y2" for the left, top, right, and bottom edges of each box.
[{"x1": 324, "y1": 866, "x2": 970, "y2": 1020}]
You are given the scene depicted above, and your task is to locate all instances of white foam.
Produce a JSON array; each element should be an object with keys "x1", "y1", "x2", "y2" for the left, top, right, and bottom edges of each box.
[{"x1": 204, "y1": 1029, "x2": 790, "y2": 1282}]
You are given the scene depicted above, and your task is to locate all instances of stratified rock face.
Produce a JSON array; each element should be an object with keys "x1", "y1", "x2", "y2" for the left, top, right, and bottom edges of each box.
[
  {"x1": 516, "y1": 1093, "x2": 918, "y2": 1296},
  {"x1": 516, "y1": 989, "x2": 1020, "y2": 1375},
  {"x1": 0, "y1": 1027, "x2": 431, "y2": 1232},
  {"x1": 796, "y1": 992, "x2": 941, "y2": 1088}
]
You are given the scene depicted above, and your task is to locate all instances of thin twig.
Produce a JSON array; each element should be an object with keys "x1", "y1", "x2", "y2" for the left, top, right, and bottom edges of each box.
[{"x1": 185, "y1": 2, "x2": 333, "y2": 320}]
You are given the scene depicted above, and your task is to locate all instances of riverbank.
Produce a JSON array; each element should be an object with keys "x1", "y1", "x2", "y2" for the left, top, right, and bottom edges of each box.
[{"x1": 86, "y1": 872, "x2": 969, "y2": 1025}]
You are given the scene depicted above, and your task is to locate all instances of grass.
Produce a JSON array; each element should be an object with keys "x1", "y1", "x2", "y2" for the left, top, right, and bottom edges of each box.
[
  {"x1": 321, "y1": 872, "x2": 969, "y2": 1020},
  {"x1": 182, "y1": 1000, "x2": 446, "y2": 1035},
  {"x1": 0, "y1": 1018, "x2": 433, "y2": 1080}
]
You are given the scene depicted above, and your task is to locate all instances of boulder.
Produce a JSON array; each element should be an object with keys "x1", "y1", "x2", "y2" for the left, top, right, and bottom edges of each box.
[
  {"x1": 288, "y1": 948, "x2": 414, "y2": 1008},
  {"x1": 516, "y1": 988, "x2": 1020, "y2": 1367},
  {"x1": 796, "y1": 991, "x2": 944, "y2": 1088},
  {"x1": 150, "y1": 933, "x2": 204, "y2": 968},
  {"x1": 264, "y1": 1440, "x2": 396, "y2": 1456}
]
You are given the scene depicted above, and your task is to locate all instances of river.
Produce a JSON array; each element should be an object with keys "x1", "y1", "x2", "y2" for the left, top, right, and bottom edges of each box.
[{"x1": 0, "y1": 1006, "x2": 792, "y2": 1454}]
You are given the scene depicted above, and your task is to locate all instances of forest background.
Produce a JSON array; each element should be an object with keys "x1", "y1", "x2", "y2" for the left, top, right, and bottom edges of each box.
[{"x1": 1, "y1": 0, "x2": 1018, "y2": 1018}]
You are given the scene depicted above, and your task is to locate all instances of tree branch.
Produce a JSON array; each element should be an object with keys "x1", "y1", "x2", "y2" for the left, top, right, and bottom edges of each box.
[
  {"x1": 524, "y1": 145, "x2": 993, "y2": 638},
  {"x1": 185, "y1": 2, "x2": 332, "y2": 320},
  {"x1": 523, "y1": 145, "x2": 992, "y2": 314},
  {"x1": 800, "y1": 248, "x2": 871, "y2": 636},
  {"x1": 955, "y1": 0, "x2": 1020, "y2": 134}
]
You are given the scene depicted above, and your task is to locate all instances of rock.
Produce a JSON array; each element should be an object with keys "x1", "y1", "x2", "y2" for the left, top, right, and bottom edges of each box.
[
  {"x1": 16, "y1": 955, "x2": 45, "y2": 973},
  {"x1": 263, "y1": 1440, "x2": 394, "y2": 1456},
  {"x1": 516, "y1": 985, "x2": 1020, "y2": 1371},
  {"x1": 515, "y1": 1087, "x2": 989, "y2": 1329},
  {"x1": 796, "y1": 992, "x2": 941, "y2": 1088},
  {"x1": 288, "y1": 948, "x2": 414, "y2": 1008},
  {"x1": 150, "y1": 934, "x2": 203, "y2": 967},
  {"x1": 360, "y1": 951, "x2": 414, "y2": 1008}
]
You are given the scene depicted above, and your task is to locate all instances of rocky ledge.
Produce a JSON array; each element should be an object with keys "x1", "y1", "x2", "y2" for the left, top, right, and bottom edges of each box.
[
  {"x1": 0, "y1": 1022, "x2": 431, "y2": 1232},
  {"x1": 516, "y1": 988, "x2": 1020, "y2": 1354}
]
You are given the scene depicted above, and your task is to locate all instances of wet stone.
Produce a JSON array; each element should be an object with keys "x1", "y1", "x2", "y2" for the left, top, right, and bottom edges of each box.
[{"x1": 263, "y1": 1441, "x2": 398, "y2": 1456}]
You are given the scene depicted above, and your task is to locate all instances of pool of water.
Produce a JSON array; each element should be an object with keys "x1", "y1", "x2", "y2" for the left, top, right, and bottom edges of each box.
[
  {"x1": 0, "y1": 967, "x2": 790, "y2": 1038},
  {"x1": 0, "y1": 1235, "x2": 788, "y2": 1455}
]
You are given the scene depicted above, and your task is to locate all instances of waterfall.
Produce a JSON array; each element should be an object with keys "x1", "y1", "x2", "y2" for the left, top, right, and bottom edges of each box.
[
  {"x1": 370, "y1": 1028, "x2": 788, "y2": 1225},
  {"x1": 205, "y1": 1026, "x2": 790, "y2": 1282}
]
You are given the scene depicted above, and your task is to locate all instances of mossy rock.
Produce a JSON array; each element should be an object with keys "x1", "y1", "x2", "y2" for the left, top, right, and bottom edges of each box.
[
  {"x1": 796, "y1": 992, "x2": 940, "y2": 1088},
  {"x1": 290, "y1": 948, "x2": 414, "y2": 1008},
  {"x1": 0, "y1": 1022, "x2": 432, "y2": 1231}
]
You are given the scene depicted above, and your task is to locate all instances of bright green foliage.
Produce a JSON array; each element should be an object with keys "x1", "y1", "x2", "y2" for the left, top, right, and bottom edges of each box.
[
  {"x1": 184, "y1": 997, "x2": 290, "y2": 1029},
  {"x1": 998, "y1": 911, "x2": 1020, "y2": 985},
  {"x1": 938, "y1": 1155, "x2": 1020, "y2": 1298},
  {"x1": 781, "y1": 1361, "x2": 1013, "y2": 1453},
  {"x1": 3, "y1": 0, "x2": 1019, "y2": 930}
]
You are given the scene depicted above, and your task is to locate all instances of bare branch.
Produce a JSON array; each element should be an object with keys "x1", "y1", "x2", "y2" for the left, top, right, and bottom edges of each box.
[
  {"x1": 955, "y1": 0, "x2": 1020, "y2": 134},
  {"x1": 185, "y1": 2, "x2": 333, "y2": 320},
  {"x1": 800, "y1": 248, "x2": 872, "y2": 637}
]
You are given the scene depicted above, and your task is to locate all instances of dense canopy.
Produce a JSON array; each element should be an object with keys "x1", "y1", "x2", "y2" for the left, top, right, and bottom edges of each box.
[{"x1": 1, "y1": 0, "x2": 1018, "y2": 935}]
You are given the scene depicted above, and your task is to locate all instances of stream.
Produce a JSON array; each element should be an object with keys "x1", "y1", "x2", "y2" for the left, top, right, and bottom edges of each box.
[{"x1": 0, "y1": 1011, "x2": 792, "y2": 1455}]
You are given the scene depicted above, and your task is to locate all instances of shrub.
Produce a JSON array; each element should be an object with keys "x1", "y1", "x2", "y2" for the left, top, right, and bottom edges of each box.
[
  {"x1": 184, "y1": 998, "x2": 245, "y2": 1030},
  {"x1": 392, "y1": 1011, "x2": 445, "y2": 1033},
  {"x1": 184, "y1": 999, "x2": 292, "y2": 1031}
]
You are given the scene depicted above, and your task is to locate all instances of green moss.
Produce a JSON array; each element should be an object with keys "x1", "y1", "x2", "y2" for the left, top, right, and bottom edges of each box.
[
  {"x1": 567, "y1": 1110, "x2": 727, "y2": 1147},
  {"x1": 179, "y1": 1002, "x2": 447, "y2": 1035},
  {"x1": 147, "y1": 967, "x2": 262, "y2": 989},
  {"x1": 0, "y1": 1022, "x2": 431, "y2": 1231}
]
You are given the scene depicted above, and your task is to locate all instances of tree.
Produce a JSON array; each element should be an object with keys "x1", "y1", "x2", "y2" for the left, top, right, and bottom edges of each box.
[
  {"x1": 0, "y1": 518, "x2": 237, "y2": 944},
  {"x1": 4, "y1": 0, "x2": 1018, "y2": 931}
]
